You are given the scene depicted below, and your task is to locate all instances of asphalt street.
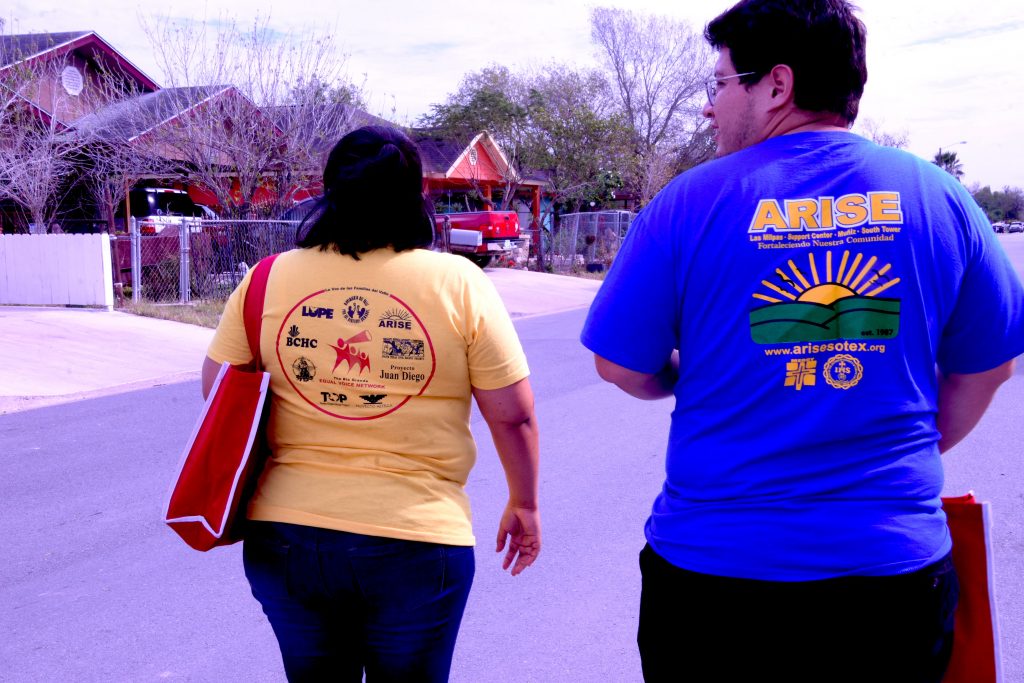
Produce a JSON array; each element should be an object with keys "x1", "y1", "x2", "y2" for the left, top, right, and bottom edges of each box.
[
  {"x1": 3, "y1": 307, "x2": 1024, "y2": 682},
  {"x1": 2, "y1": 234, "x2": 1023, "y2": 681},
  {"x1": 0, "y1": 307, "x2": 673, "y2": 682}
]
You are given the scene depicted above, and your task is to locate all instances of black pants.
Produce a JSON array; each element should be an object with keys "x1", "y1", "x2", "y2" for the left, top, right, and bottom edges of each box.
[{"x1": 638, "y1": 544, "x2": 958, "y2": 683}]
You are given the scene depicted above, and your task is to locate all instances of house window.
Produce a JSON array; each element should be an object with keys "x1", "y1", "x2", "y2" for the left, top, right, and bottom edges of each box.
[
  {"x1": 468, "y1": 148, "x2": 478, "y2": 166},
  {"x1": 61, "y1": 66, "x2": 84, "y2": 96}
]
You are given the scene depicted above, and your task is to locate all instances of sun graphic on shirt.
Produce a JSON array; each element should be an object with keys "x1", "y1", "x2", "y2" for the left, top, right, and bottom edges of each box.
[
  {"x1": 749, "y1": 249, "x2": 902, "y2": 344},
  {"x1": 752, "y1": 249, "x2": 900, "y2": 304}
]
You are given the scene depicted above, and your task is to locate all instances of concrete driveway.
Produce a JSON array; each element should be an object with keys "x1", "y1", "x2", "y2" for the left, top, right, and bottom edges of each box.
[{"x1": 0, "y1": 268, "x2": 601, "y2": 414}]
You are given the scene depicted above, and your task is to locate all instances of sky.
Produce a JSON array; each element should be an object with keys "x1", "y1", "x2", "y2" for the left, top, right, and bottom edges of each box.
[{"x1": 6, "y1": 0, "x2": 1023, "y2": 189}]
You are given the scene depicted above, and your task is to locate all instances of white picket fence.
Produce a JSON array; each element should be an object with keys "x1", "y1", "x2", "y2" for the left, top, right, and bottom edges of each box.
[{"x1": 0, "y1": 234, "x2": 114, "y2": 309}]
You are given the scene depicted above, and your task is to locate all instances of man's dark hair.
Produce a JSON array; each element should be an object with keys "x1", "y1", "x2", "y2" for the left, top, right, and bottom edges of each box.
[
  {"x1": 705, "y1": 0, "x2": 868, "y2": 123},
  {"x1": 296, "y1": 126, "x2": 435, "y2": 258}
]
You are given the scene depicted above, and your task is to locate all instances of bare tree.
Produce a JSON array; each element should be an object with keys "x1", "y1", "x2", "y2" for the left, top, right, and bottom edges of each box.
[
  {"x1": 57, "y1": 60, "x2": 173, "y2": 232},
  {"x1": 137, "y1": 14, "x2": 362, "y2": 218},
  {"x1": 590, "y1": 7, "x2": 711, "y2": 204},
  {"x1": 0, "y1": 117, "x2": 80, "y2": 232},
  {"x1": 0, "y1": 53, "x2": 89, "y2": 232},
  {"x1": 1, "y1": 39, "x2": 31, "y2": 118},
  {"x1": 856, "y1": 117, "x2": 909, "y2": 149}
]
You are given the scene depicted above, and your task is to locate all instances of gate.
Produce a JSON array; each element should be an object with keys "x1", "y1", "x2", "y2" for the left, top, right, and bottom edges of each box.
[{"x1": 111, "y1": 219, "x2": 298, "y2": 303}]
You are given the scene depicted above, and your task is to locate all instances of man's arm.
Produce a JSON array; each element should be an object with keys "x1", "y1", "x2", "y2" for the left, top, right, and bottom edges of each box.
[
  {"x1": 594, "y1": 351, "x2": 679, "y2": 401},
  {"x1": 937, "y1": 358, "x2": 1016, "y2": 453}
]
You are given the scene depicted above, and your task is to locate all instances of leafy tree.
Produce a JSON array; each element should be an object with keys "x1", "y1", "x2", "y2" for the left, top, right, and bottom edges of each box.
[
  {"x1": 422, "y1": 63, "x2": 635, "y2": 270},
  {"x1": 590, "y1": 6, "x2": 710, "y2": 204},
  {"x1": 971, "y1": 185, "x2": 1024, "y2": 223},
  {"x1": 419, "y1": 65, "x2": 534, "y2": 209},
  {"x1": 527, "y1": 65, "x2": 630, "y2": 213},
  {"x1": 933, "y1": 150, "x2": 964, "y2": 180}
]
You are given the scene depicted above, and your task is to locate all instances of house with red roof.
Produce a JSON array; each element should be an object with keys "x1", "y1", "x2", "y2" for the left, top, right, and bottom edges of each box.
[
  {"x1": 1, "y1": 30, "x2": 546, "y2": 233},
  {"x1": 414, "y1": 129, "x2": 544, "y2": 229},
  {"x1": 0, "y1": 30, "x2": 159, "y2": 125}
]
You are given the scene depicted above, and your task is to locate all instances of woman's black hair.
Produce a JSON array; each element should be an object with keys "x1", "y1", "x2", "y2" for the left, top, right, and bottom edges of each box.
[
  {"x1": 296, "y1": 126, "x2": 435, "y2": 257},
  {"x1": 705, "y1": 0, "x2": 868, "y2": 124}
]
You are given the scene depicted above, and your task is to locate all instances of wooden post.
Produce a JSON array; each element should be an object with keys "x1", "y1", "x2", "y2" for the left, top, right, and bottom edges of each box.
[{"x1": 124, "y1": 182, "x2": 132, "y2": 233}]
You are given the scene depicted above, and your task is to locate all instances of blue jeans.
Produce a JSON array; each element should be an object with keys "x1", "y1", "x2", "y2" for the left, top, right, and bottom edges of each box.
[
  {"x1": 638, "y1": 544, "x2": 958, "y2": 683},
  {"x1": 243, "y1": 521, "x2": 475, "y2": 682}
]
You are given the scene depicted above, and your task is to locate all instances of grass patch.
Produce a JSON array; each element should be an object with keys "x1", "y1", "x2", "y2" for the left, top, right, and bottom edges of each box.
[
  {"x1": 572, "y1": 269, "x2": 608, "y2": 281},
  {"x1": 122, "y1": 299, "x2": 226, "y2": 329}
]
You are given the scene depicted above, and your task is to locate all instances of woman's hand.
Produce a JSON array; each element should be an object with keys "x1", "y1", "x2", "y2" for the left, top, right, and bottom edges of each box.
[
  {"x1": 474, "y1": 379, "x2": 541, "y2": 577},
  {"x1": 496, "y1": 503, "x2": 541, "y2": 576}
]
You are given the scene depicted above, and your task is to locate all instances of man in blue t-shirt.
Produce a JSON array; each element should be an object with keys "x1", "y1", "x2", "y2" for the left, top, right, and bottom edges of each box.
[{"x1": 581, "y1": 1, "x2": 1024, "y2": 681}]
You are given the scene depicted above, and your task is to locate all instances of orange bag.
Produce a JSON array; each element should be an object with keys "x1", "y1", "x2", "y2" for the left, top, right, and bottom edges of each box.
[{"x1": 942, "y1": 493, "x2": 1001, "y2": 683}]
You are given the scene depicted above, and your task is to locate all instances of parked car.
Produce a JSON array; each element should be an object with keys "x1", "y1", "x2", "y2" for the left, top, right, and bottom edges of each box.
[
  {"x1": 280, "y1": 197, "x2": 320, "y2": 223},
  {"x1": 195, "y1": 204, "x2": 219, "y2": 221},
  {"x1": 1007, "y1": 222, "x2": 1024, "y2": 234},
  {"x1": 992, "y1": 222, "x2": 1007, "y2": 233},
  {"x1": 114, "y1": 188, "x2": 206, "y2": 235}
]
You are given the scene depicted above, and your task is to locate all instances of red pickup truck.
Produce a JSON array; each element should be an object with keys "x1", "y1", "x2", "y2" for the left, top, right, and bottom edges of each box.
[{"x1": 434, "y1": 210, "x2": 525, "y2": 267}]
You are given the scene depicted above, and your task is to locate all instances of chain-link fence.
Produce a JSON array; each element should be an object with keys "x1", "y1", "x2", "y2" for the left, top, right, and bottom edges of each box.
[
  {"x1": 111, "y1": 219, "x2": 298, "y2": 304},
  {"x1": 109, "y1": 211, "x2": 635, "y2": 301},
  {"x1": 547, "y1": 210, "x2": 635, "y2": 274}
]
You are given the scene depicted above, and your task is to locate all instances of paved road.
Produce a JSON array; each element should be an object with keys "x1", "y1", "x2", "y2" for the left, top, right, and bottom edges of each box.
[
  {"x1": 3, "y1": 306, "x2": 1023, "y2": 682},
  {"x1": 2, "y1": 235, "x2": 1022, "y2": 681},
  {"x1": 0, "y1": 307, "x2": 667, "y2": 682}
]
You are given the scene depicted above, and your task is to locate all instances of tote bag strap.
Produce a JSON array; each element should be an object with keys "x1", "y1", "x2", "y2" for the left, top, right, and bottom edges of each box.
[{"x1": 242, "y1": 253, "x2": 280, "y2": 371}]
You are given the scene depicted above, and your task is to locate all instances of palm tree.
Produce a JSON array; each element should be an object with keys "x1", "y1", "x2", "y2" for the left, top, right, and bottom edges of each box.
[{"x1": 933, "y1": 150, "x2": 964, "y2": 180}]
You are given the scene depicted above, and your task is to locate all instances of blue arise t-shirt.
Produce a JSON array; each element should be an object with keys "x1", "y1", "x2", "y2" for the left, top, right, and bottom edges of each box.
[{"x1": 581, "y1": 132, "x2": 1024, "y2": 581}]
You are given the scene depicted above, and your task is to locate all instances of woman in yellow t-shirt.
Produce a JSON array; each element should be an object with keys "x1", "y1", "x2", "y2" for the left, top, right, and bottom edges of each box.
[{"x1": 202, "y1": 126, "x2": 540, "y2": 682}]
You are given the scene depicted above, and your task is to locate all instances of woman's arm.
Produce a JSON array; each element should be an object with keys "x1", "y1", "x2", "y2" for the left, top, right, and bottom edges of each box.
[
  {"x1": 473, "y1": 377, "x2": 541, "y2": 576},
  {"x1": 201, "y1": 356, "x2": 222, "y2": 399}
]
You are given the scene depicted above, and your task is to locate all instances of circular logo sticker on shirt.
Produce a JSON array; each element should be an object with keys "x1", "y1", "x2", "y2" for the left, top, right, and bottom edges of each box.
[
  {"x1": 276, "y1": 287, "x2": 436, "y2": 419},
  {"x1": 823, "y1": 353, "x2": 863, "y2": 389},
  {"x1": 291, "y1": 356, "x2": 316, "y2": 382}
]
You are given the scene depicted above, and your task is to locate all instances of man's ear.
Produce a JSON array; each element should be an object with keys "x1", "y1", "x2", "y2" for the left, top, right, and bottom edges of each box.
[{"x1": 764, "y1": 64, "x2": 795, "y2": 109}]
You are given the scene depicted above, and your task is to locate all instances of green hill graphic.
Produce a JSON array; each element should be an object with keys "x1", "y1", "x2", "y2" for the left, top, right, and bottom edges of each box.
[{"x1": 750, "y1": 296, "x2": 900, "y2": 344}]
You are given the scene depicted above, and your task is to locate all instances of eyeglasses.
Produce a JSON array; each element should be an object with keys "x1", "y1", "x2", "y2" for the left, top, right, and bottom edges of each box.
[{"x1": 704, "y1": 72, "x2": 758, "y2": 105}]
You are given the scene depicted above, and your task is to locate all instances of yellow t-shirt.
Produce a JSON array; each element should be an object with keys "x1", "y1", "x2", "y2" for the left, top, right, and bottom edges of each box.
[{"x1": 206, "y1": 247, "x2": 530, "y2": 546}]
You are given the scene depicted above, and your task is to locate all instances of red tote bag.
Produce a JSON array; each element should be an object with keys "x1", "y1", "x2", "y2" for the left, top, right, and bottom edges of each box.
[
  {"x1": 163, "y1": 254, "x2": 278, "y2": 551},
  {"x1": 942, "y1": 493, "x2": 1001, "y2": 683}
]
